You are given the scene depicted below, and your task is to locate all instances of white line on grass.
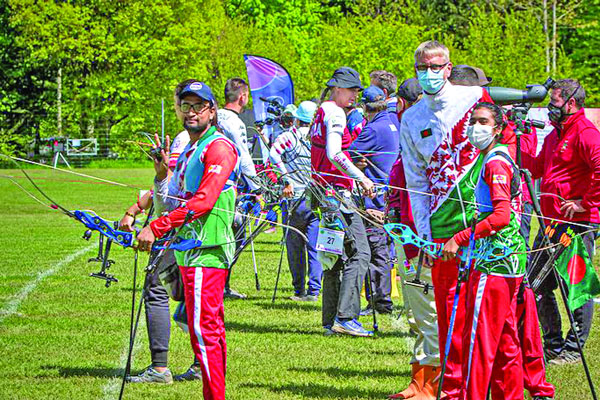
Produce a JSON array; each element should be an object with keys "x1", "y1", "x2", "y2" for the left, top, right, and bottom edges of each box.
[
  {"x1": 0, "y1": 243, "x2": 96, "y2": 323},
  {"x1": 101, "y1": 317, "x2": 146, "y2": 400}
]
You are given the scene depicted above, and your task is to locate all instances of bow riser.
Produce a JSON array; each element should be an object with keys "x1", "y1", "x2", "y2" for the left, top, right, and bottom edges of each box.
[
  {"x1": 383, "y1": 223, "x2": 513, "y2": 263},
  {"x1": 74, "y1": 210, "x2": 135, "y2": 247},
  {"x1": 74, "y1": 210, "x2": 204, "y2": 252}
]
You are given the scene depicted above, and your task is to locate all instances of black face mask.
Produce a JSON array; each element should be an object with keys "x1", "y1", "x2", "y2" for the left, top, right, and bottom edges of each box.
[
  {"x1": 547, "y1": 84, "x2": 581, "y2": 124},
  {"x1": 547, "y1": 103, "x2": 565, "y2": 124}
]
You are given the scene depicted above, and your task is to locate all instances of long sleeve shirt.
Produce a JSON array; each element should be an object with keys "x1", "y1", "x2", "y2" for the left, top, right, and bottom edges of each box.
[
  {"x1": 398, "y1": 82, "x2": 492, "y2": 240},
  {"x1": 151, "y1": 131, "x2": 238, "y2": 238},
  {"x1": 269, "y1": 126, "x2": 312, "y2": 197},
  {"x1": 217, "y1": 108, "x2": 259, "y2": 191},
  {"x1": 348, "y1": 111, "x2": 400, "y2": 210},
  {"x1": 530, "y1": 108, "x2": 600, "y2": 224}
]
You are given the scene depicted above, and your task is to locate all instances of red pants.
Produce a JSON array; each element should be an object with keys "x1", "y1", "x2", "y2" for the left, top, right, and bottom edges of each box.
[
  {"x1": 180, "y1": 266, "x2": 229, "y2": 400},
  {"x1": 432, "y1": 249, "x2": 465, "y2": 399},
  {"x1": 517, "y1": 286, "x2": 555, "y2": 398},
  {"x1": 461, "y1": 270, "x2": 524, "y2": 400}
]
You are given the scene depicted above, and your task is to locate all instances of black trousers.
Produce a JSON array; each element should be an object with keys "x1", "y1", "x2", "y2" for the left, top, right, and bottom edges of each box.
[{"x1": 143, "y1": 250, "x2": 175, "y2": 367}]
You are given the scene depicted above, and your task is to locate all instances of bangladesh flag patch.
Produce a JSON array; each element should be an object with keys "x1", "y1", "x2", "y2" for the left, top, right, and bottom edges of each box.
[{"x1": 420, "y1": 128, "x2": 433, "y2": 138}]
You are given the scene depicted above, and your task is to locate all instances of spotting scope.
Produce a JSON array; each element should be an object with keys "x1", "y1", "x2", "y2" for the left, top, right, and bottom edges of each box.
[{"x1": 486, "y1": 77, "x2": 554, "y2": 105}]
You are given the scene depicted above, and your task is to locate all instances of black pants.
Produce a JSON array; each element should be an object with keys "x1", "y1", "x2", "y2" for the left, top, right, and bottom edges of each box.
[
  {"x1": 143, "y1": 250, "x2": 175, "y2": 367},
  {"x1": 322, "y1": 211, "x2": 371, "y2": 327},
  {"x1": 529, "y1": 223, "x2": 596, "y2": 353},
  {"x1": 364, "y1": 224, "x2": 393, "y2": 312}
]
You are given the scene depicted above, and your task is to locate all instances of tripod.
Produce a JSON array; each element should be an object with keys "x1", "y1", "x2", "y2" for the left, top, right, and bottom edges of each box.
[{"x1": 513, "y1": 107, "x2": 598, "y2": 400}]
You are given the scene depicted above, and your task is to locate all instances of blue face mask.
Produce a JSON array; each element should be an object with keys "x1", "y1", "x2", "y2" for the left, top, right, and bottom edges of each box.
[{"x1": 417, "y1": 68, "x2": 446, "y2": 95}]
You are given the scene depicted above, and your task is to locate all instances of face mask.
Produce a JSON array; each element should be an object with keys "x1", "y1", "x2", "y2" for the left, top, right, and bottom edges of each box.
[
  {"x1": 467, "y1": 123, "x2": 495, "y2": 150},
  {"x1": 547, "y1": 84, "x2": 580, "y2": 124},
  {"x1": 547, "y1": 103, "x2": 564, "y2": 124},
  {"x1": 417, "y1": 68, "x2": 446, "y2": 95}
]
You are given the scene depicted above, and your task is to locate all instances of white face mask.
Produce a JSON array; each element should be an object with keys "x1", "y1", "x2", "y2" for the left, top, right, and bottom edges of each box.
[{"x1": 467, "y1": 123, "x2": 495, "y2": 150}]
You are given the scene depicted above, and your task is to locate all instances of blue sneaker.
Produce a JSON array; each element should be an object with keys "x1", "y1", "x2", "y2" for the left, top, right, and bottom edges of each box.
[{"x1": 332, "y1": 318, "x2": 373, "y2": 337}]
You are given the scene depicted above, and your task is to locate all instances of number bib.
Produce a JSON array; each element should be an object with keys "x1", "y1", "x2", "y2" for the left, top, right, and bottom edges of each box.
[{"x1": 316, "y1": 227, "x2": 345, "y2": 255}]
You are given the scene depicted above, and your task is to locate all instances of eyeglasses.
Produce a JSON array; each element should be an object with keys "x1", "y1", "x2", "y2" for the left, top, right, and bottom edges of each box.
[
  {"x1": 180, "y1": 102, "x2": 210, "y2": 113},
  {"x1": 415, "y1": 62, "x2": 449, "y2": 73}
]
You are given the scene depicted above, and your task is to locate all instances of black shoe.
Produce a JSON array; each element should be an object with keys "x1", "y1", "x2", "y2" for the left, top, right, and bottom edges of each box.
[
  {"x1": 543, "y1": 347, "x2": 561, "y2": 362},
  {"x1": 224, "y1": 287, "x2": 247, "y2": 299},
  {"x1": 549, "y1": 350, "x2": 581, "y2": 365},
  {"x1": 174, "y1": 365, "x2": 202, "y2": 382}
]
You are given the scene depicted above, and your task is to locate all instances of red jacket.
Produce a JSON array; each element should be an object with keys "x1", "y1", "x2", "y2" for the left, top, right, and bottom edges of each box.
[
  {"x1": 388, "y1": 157, "x2": 419, "y2": 260},
  {"x1": 531, "y1": 108, "x2": 600, "y2": 223}
]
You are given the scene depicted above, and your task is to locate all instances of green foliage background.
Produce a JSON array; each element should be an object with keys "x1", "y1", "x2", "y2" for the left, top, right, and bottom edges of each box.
[{"x1": 1, "y1": 0, "x2": 598, "y2": 158}]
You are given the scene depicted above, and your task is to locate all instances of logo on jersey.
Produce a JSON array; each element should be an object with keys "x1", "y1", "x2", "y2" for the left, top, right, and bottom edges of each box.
[
  {"x1": 208, "y1": 165, "x2": 223, "y2": 174},
  {"x1": 492, "y1": 174, "x2": 507, "y2": 184},
  {"x1": 420, "y1": 128, "x2": 432, "y2": 138}
]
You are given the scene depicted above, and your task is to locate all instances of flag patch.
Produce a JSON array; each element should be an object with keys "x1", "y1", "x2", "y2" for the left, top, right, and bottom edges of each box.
[
  {"x1": 420, "y1": 128, "x2": 432, "y2": 138},
  {"x1": 208, "y1": 165, "x2": 222, "y2": 174},
  {"x1": 492, "y1": 174, "x2": 507, "y2": 184}
]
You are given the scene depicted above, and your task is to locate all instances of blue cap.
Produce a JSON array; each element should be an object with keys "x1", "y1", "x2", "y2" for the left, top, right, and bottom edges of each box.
[
  {"x1": 179, "y1": 82, "x2": 216, "y2": 105},
  {"x1": 293, "y1": 101, "x2": 317, "y2": 123},
  {"x1": 361, "y1": 85, "x2": 385, "y2": 103},
  {"x1": 326, "y1": 67, "x2": 364, "y2": 89},
  {"x1": 283, "y1": 104, "x2": 298, "y2": 115}
]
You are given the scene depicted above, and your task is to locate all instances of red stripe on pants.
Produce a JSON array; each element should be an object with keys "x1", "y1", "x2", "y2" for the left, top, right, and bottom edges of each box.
[
  {"x1": 517, "y1": 286, "x2": 555, "y2": 398},
  {"x1": 180, "y1": 266, "x2": 229, "y2": 400},
  {"x1": 431, "y1": 246, "x2": 465, "y2": 399},
  {"x1": 461, "y1": 270, "x2": 524, "y2": 400}
]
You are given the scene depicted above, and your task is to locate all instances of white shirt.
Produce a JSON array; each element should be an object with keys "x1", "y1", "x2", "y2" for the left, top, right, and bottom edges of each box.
[{"x1": 217, "y1": 108, "x2": 259, "y2": 190}]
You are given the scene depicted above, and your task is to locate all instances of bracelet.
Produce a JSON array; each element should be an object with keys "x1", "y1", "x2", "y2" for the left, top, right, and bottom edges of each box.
[{"x1": 125, "y1": 211, "x2": 136, "y2": 219}]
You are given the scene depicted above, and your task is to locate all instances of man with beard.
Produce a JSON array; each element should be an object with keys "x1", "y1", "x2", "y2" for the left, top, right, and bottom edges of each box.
[{"x1": 138, "y1": 81, "x2": 239, "y2": 400}]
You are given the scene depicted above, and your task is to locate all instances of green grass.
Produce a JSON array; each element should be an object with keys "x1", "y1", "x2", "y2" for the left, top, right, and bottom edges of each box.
[{"x1": 0, "y1": 168, "x2": 599, "y2": 399}]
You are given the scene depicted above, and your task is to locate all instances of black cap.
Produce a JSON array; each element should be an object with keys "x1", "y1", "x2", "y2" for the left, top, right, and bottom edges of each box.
[
  {"x1": 326, "y1": 67, "x2": 364, "y2": 90},
  {"x1": 397, "y1": 78, "x2": 422, "y2": 103}
]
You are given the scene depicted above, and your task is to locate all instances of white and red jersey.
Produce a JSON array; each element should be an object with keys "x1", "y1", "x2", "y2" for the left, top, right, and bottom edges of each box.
[
  {"x1": 310, "y1": 101, "x2": 355, "y2": 190},
  {"x1": 399, "y1": 82, "x2": 494, "y2": 239}
]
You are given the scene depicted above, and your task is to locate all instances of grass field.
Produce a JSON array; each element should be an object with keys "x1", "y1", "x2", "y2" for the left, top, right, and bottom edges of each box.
[{"x1": 0, "y1": 167, "x2": 599, "y2": 400}]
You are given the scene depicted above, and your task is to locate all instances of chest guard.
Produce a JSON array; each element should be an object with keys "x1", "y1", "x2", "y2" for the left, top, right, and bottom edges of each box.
[{"x1": 475, "y1": 146, "x2": 521, "y2": 214}]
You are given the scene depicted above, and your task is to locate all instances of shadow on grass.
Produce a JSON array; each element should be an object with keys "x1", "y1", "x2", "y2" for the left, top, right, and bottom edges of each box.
[
  {"x1": 357, "y1": 348, "x2": 412, "y2": 357},
  {"x1": 240, "y1": 381, "x2": 391, "y2": 399},
  {"x1": 226, "y1": 321, "x2": 324, "y2": 336},
  {"x1": 288, "y1": 366, "x2": 409, "y2": 379},
  {"x1": 40, "y1": 364, "x2": 122, "y2": 378},
  {"x1": 254, "y1": 300, "x2": 321, "y2": 312}
]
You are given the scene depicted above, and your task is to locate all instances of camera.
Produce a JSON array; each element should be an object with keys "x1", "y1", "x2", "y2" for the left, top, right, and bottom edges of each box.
[{"x1": 255, "y1": 96, "x2": 285, "y2": 127}]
